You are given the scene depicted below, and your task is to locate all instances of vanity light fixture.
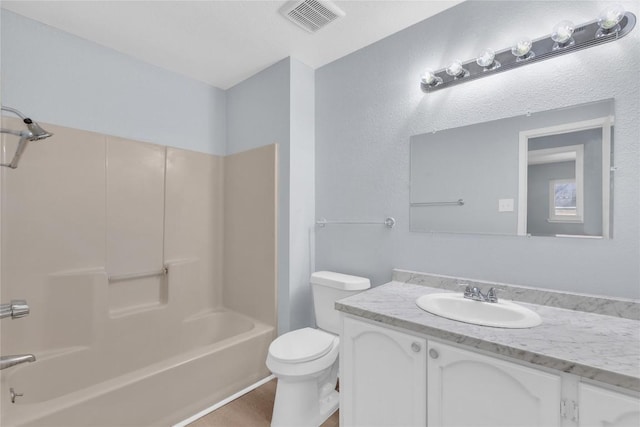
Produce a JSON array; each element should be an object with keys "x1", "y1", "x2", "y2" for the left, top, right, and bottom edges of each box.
[
  {"x1": 420, "y1": 69, "x2": 442, "y2": 87},
  {"x1": 445, "y1": 60, "x2": 468, "y2": 78},
  {"x1": 551, "y1": 20, "x2": 575, "y2": 48},
  {"x1": 511, "y1": 38, "x2": 534, "y2": 61},
  {"x1": 598, "y1": 4, "x2": 626, "y2": 31},
  {"x1": 420, "y1": 5, "x2": 636, "y2": 93},
  {"x1": 476, "y1": 48, "x2": 500, "y2": 70}
]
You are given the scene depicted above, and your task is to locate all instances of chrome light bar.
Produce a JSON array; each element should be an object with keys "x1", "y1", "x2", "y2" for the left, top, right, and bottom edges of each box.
[{"x1": 420, "y1": 10, "x2": 636, "y2": 93}]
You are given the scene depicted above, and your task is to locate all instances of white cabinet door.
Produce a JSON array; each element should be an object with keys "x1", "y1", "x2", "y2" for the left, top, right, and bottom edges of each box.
[
  {"x1": 428, "y1": 341, "x2": 561, "y2": 427},
  {"x1": 579, "y1": 383, "x2": 640, "y2": 427},
  {"x1": 341, "y1": 316, "x2": 426, "y2": 427}
]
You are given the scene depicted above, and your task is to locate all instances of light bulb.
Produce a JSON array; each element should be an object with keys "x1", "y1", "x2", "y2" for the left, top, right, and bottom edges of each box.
[
  {"x1": 551, "y1": 20, "x2": 575, "y2": 44},
  {"x1": 445, "y1": 60, "x2": 465, "y2": 78},
  {"x1": 476, "y1": 48, "x2": 496, "y2": 68},
  {"x1": 420, "y1": 69, "x2": 439, "y2": 86},
  {"x1": 598, "y1": 4, "x2": 625, "y2": 30},
  {"x1": 511, "y1": 38, "x2": 533, "y2": 58}
]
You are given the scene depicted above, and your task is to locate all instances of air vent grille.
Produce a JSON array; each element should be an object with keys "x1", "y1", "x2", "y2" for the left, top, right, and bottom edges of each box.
[{"x1": 280, "y1": 0, "x2": 345, "y2": 33}]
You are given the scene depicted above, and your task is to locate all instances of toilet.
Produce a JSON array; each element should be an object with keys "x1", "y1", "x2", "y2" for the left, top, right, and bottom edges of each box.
[{"x1": 266, "y1": 271, "x2": 371, "y2": 427}]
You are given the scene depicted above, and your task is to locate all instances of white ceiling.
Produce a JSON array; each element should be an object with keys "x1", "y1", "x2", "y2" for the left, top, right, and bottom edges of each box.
[{"x1": 2, "y1": 0, "x2": 462, "y2": 89}]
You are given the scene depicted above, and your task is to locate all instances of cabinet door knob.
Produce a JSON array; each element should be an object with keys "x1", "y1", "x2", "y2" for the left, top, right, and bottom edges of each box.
[
  {"x1": 411, "y1": 342, "x2": 421, "y2": 352},
  {"x1": 429, "y1": 348, "x2": 439, "y2": 359}
]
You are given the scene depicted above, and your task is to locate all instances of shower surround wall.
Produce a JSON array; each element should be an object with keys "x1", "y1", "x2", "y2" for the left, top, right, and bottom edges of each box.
[{"x1": 0, "y1": 118, "x2": 277, "y2": 426}]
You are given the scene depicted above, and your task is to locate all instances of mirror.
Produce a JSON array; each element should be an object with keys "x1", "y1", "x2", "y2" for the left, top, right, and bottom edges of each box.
[{"x1": 410, "y1": 99, "x2": 614, "y2": 238}]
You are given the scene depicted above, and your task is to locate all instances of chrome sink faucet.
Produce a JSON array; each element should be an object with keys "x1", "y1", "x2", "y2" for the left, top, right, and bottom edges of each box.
[
  {"x1": 0, "y1": 354, "x2": 36, "y2": 370},
  {"x1": 463, "y1": 285, "x2": 498, "y2": 303}
]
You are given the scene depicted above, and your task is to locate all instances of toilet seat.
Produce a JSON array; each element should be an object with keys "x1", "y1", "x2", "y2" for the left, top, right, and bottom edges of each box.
[
  {"x1": 269, "y1": 328, "x2": 336, "y2": 364},
  {"x1": 266, "y1": 328, "x2": 340, "y2": 378}
]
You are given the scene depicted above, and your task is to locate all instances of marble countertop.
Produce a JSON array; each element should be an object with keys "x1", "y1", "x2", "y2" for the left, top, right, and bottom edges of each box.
[{"x1": 336, "y1": 281, "x2": 640, "y2": 392}]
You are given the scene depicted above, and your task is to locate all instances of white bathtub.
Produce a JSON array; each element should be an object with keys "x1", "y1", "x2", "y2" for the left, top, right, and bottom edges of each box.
[{"x1": 1, "y1": 310, "x2": 274, "y2": 426}]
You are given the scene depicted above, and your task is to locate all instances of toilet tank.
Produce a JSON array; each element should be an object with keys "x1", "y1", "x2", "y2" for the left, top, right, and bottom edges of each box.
[{"x1": 311, "y1": 271, "x2": 370, "y2": 335}]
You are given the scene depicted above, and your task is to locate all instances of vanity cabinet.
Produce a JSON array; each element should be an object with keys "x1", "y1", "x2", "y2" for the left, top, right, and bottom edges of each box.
[
  {"x1": 340, "y1": 315, "x2": 640, "y2": 427},
  {"x1": 427, "y1": 341, "x2": 561, "y2": 427},
  {"x1": 578, "y1": 383, "x2": 640, "y2": 427},
  {"x1": 341, "y1": 316, "x2": 426, "y2": 427}
]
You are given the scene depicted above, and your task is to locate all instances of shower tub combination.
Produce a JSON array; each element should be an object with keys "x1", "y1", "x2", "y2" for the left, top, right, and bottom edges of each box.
[
  {"x1": 1, "y1": 120, "x2": 278, "y2": 426},
  {"x1": 1, "y1": 300, "x2": 273, "y2": 427}
]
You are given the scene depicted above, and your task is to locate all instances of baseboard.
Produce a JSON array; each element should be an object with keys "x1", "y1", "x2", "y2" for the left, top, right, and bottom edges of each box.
[{"x1": 172, "y1": 374, "x2": 276, "y2": 427}]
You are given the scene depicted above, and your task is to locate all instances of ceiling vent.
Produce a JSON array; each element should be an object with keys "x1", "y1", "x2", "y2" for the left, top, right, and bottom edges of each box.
[{"x1": 280, "y1": 0, "x2": 346, "y2": 33}]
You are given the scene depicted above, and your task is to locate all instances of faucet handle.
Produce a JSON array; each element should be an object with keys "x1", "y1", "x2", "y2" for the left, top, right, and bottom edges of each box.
[
  {"x1": 471, "y1": 287, "x2": 484, "y2": 299},
  {"x1": 486, "y1": 287, "x2": 498, "y2": 303},
  {"x1": 9, "y1": 388, "x2": 23, "y2": 403},
  {"x1": 462, "y1": 284, "x2": 473, "y2": 297}
]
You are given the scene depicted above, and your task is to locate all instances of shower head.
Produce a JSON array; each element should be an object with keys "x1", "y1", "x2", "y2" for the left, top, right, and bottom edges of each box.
[
  {"x1": 23, "y1": 118, "x2": 53, "y2": 141},
  {"x1": 1, "y1": 107, "x2": 53, "y2": 141},
  {"x1": 1, "y1": 106, "x2": 54, "y2": 169}
]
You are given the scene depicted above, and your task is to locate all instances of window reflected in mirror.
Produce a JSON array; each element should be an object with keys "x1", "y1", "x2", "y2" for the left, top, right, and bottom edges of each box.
[
  {"x1": 521, "y1": 119, "x2": 612, "y2": 238},
  {"x1": 551, "y1": 180, "x2": 578, "y2": 219}
]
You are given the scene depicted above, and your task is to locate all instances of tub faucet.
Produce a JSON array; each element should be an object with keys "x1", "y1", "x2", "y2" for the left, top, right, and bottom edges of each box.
[
  {"x1": 0, "y1": 354, "x2": 36, "y2": 370},
  {"x1": 463, "y1": 285, "x2": 498, "y2": 303}
]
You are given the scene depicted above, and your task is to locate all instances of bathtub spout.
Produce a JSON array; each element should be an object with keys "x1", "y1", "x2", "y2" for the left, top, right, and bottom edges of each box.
[{"x1": 0, "y1": 354, "x2": 36, "y2": 370}]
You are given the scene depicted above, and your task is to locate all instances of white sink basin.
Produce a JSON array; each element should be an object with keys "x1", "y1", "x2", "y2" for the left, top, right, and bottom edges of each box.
[{"x1": 415, "y1": 293, "x2": 542, "y2": 329}]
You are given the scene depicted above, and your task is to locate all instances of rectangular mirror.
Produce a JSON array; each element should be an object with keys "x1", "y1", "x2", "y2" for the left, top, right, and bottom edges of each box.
[{"x1": 410, "y1": 99, "x2": 614, "y2": 238}]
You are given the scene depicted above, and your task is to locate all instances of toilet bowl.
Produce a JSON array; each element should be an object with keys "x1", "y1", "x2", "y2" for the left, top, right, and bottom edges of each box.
[
  {"x1": 266, "y1": 271, "x2": 370, "y2": 427},
  {"x1": 267, "y1": 328, "x2": 340, "y2": 427}
]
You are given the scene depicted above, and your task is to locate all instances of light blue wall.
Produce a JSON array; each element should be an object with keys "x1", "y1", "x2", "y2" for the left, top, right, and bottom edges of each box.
[
  {"x1": 226, "y1": 59, "x2": 291, "y2": 156},
  {"x1": 316, "y1": 1, "x2": 640, "y2": 299},
  {"x1": 289, "y1": 58, "x2": 315, "y2": 331},
  {"x1": 1, "y1": 10, "x2": 226, "y2": 155}
]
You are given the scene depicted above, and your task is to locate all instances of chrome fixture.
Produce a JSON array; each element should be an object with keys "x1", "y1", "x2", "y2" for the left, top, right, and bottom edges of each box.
[
  {"x1": 597, "y1": 4, "x2": 627, "y2": 36},
  {"x1": 445, "y1": 60, "x2": 468, "y2": 79},
  {"x1": 410, "y1": 199, "x2": 464, "y2": 207},
  {"x1": 0, "y1": 300, "x2": 30, "y2": 320},
  {"x1": 463, "y1": 285, "x2": 498, "y2": 303},
  {"x1": 316, "y1": 216, "x2": 396, "y2": 228},
  {"x1": 476, "y1": 48, "x2": 500, "y2": 70},
  {"x1": 9, "y1": 388, "x2": 23, "y2": 403},
  {"x1": 420, "y1": 5, "x2": 636, "y2": 93},
  {"x1": 1, "y1": 106, "x2": 53, "y2": 169},
  {"x1": 0, "y1": 354, "x2": 36, "y2": 370},
  {"x1": 420, "y1": 69, "x2": 442, "y2": 87},
  {"x1": 551, "y1": 20, "x2": 576, "y2": 49},
  {"x1": 108, "y1": 266, "x2": 169, "y2": 282},
  {"x1": 511, "y1": 37, "x2": 534, "y2": 61}
]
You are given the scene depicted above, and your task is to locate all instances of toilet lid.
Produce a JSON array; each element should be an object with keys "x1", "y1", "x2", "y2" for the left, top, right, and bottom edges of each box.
[{"x1": 269, "y1": 328, "x2": 337, "y2": 364}]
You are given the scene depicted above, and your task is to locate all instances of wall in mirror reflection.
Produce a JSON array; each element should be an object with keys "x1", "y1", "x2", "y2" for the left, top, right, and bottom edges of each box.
[{"x1": 410, "y1": 99, "x2": 614, "y2": 238}]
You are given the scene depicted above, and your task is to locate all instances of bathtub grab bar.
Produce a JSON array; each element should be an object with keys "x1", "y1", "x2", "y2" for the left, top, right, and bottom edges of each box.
[{"x1": 108, "y1": 267, "x2": 168, "y2": 282}]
